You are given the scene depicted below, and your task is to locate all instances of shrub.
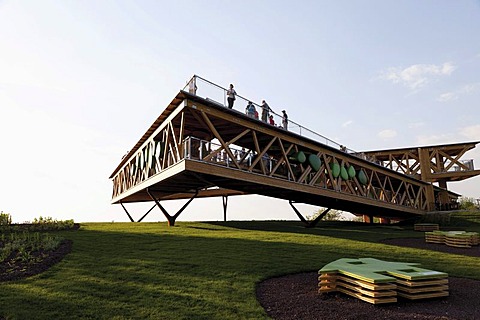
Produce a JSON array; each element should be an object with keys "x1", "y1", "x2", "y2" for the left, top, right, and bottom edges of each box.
[
  {"x1": 0, "y1": 211, "x2": 12, "y2": 226},
  {"x1": 30, "y1": 216, "x2": 75, "y2": 231},
  {"x1": 418, "y1": 212, "x2": 451, "y2": 226},
  {"x1": 307, "y1": 209, "x2": 347, "y2": 221},
  {"x1": 458, "y1": 197, "x2": 478, "y2": 210},
  {"x1": 0, "y1": 231, "x2": 63, "y2": 263}
]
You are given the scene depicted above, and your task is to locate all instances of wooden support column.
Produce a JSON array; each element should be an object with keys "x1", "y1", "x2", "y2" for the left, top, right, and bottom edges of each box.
[
  {"x1": 425, "y1": 183, "x2": 436, "y2": 212},
  {"x1": 437, "y1": 180, "x2": 450, "y2": 210},
  {"x1": 379, "y1": 217, "x2": 391, "y2": 224},
  {"x1": 137, "y1": 204, "x2": 157, "y2": 222},
  {"x1": 222, "y1": 196, "x2": 228, "y2": 222},
  {"x1": 147, "y1": 188, "x2": 198, "y2": 226},
  {"x1": 289, "y1": 201, "x2": 331, "y2": 228},
  {"x1": 120, "y1": 202, "x2": 134, "y2": 222},
  {"x1": 363, "y1": 215, "x2": 374, "y2": 224},
  {"x1": 418, "y1": 148, "x2": 432, "y2": 182}
]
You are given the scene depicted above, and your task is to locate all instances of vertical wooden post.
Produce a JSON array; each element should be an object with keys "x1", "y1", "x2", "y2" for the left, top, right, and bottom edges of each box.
[{"x1": 223, "y1": 196, "x2": 228, "y2": 222}]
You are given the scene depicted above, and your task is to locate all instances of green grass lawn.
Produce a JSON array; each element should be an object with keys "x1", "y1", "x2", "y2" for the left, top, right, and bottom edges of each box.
[{"x1": 1, "y1": 220, "x2": 479, "y2": 319}]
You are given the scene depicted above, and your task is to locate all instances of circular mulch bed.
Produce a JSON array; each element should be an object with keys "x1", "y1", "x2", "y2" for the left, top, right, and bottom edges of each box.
[
  {"x1": 0, "y1": 239, "x2": 72, "y2": 282},
  {"x1": 257, "y1": 238, "x2": 480, "y2": 320},
  {"x1": 257, "y1": 273, "x2": 480, "y2": 320}
]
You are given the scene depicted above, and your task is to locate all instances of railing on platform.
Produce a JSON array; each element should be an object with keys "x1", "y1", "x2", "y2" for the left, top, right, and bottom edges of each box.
[
  {"x1": 180, "y1": 136, "x2": 419, "y2": 208},
  {"x1": 183, "y1": 75, "x2": 361, "y2": 155},
  {"x1": 183, "y1": 136, "x2": 284, "y2": 179},
  {"x1": 383, "y1": 158, "x2": 475, "y2": 174}
]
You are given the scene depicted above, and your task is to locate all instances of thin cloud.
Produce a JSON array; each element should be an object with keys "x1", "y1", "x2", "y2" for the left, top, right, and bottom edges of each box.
[
  {"x1": 380, "y1": 62, "x2": 456, "y2": 90},
  {"x1": 460, "y1": 125, "x2": 480, "y2": 140},
  {"x1": 437, "y1": 92, "x2": 457, "y2": 102},
  {"x1": 416, "y1": 133, "x2": 455, "y2": 145},
  {"x1": 408, "y1": 121, "x2": 425, "y2": 129},
  {"x1": 378, "y1": 129, "x2": 397, "y2": 139},
  {"x1": 437, "y1": 82, "x2": 480, "y2": 102},
  {"x1": 342, "y1": 120, "x2": 353, "y2": 128},
  {"x1": 416, "y1": 125, "x2": 480, "y2": 145}
]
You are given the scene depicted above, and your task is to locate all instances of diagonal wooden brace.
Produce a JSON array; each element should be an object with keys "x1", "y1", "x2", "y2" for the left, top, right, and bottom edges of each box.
[
  {"x1": 147, "y1": 188, "x2": 198, "y2": 226},
  {"x1": 120, "y1": 201, "x2": 135, "y2": 222},
  {"x1": 137, "y1": 204, "x2": 157, "y2": 222},
  {"x1": 289, "y1": 200, "x2": 331, "y2": 228},
  {"x1": 119, "y1": 202, "x2": 156, "y2": 222}
]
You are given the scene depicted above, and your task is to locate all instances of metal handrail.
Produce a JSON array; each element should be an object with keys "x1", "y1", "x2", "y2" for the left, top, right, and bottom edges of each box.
[{"x1": 184, "y1": 74, "x2": 360, "y2": 155}]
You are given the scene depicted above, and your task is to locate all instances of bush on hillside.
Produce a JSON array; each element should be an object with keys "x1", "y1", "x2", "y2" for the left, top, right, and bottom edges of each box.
[
  {"x1": 458, "y1": 197, "x2": 478, "y2": 211},
  {"x1": 0, "y1": 211, "x2": 12, "y2": 226}
]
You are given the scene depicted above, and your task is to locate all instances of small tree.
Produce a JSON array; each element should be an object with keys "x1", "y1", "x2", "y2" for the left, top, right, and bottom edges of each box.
[
  {"x1": 0, "y1": 211, "x2": 12, "y2": 226},
  {"x1": 458, "y1": 197, "x2": 477, "y2": 211},
  {"x1": 307, "y1": 208, "x2": 345, "y2": 221}
]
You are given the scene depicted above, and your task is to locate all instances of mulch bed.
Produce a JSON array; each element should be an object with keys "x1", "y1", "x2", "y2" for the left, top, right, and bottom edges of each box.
[
  {"x1": 0, "y1": 239, "x2": 72, "y2": 282},
  {"x1": 257, "y1": 238, "x2": 480, "y2": 320}
]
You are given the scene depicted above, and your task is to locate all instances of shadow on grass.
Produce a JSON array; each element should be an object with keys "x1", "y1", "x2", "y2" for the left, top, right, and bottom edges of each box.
[
  {"x1": 205, "y1": 220, "x2": 419, "y2": 242},
  {"x1": 1, "y1": 223, "x2": 479, "y2": 319}
]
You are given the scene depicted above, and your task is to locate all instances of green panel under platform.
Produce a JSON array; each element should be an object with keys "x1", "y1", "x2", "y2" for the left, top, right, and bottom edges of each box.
[
  {"x1": 330, "y1": 162, "x2": 340, "y2": 178},
  {"x1": 308, "y1": 154, "x2": 321, "y2": 172},
  {"x1": 347, "y1": 165, "x2": 355, "y2": 178},
  {"x1": 358, "y1": 169, "x2": 368, "y2": 185},
  {"x1": 290, "y1": 151, "x2": 306, "y2": 163}
]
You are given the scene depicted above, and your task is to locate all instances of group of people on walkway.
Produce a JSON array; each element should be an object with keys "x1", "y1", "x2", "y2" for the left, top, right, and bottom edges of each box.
[
  {"x1": 188, "y1": 78, "x2": 288, "y2": 130},
  {"x1": 227, "y1": 83, "x2": 288, "y2": 130}
]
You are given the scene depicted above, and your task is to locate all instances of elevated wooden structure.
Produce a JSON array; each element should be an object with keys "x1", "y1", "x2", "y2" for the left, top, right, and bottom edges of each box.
[
  {"x1": 363, "y1": 142, "x2": 480, "y2": 210},
  {"x1": 109, "y1": 76, "x2": 465, "y2": 225}
]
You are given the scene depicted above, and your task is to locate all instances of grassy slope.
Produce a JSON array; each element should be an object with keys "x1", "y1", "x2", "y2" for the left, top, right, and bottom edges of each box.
[{"x1": 0, "y1": 221, "x2": 479, "y2": 319}]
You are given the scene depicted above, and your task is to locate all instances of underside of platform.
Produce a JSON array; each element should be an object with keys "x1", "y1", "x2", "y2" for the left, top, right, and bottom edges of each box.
[{"x1": 113, "y1": 159, "x2": 423, "y2": 220}]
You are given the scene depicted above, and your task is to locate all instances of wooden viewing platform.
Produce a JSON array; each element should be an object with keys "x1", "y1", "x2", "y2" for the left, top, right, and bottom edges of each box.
[
  {"x1": 109, "y1": 76, "x2": 478, "y2": 226},
  {"x1": 363, "y1": 142, "x2": 480, "y2": 210}
]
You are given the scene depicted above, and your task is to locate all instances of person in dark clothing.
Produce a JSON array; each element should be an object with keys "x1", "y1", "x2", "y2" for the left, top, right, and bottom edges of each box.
[{"x1": 261, "y1": 100, "x2": 271, "y2": 122}]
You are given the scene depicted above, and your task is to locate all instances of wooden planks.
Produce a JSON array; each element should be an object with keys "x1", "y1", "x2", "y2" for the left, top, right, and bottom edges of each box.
[
  {"x1": 319, "y1": 273, "x2": 397, "y2": 304},
  {"x1": 414, "y1": 223, "x2": 439, "y2": 231},
  {"x1": 319, "y1": 258, "x2": 449, "y2": 304},
  {"x1": 425, "y1": 231, "x2": 479, "y2": 248}
]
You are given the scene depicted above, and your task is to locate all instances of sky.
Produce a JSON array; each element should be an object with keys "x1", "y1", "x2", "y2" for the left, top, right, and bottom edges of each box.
[{"x1": 1, "y1": 0, "x2": 480, "y2": 223}]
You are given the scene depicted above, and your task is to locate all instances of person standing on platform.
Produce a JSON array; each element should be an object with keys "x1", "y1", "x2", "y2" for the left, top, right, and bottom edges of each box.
[
  {"x1": 282, "y1": 110, "x2": 288, "y2": 130},
  {"x1": 246, "y1": 101, "x2": 256, "y2": 118},
  {"x1": 188, "y1": 77, "x2": 197, "y2": 94},
  {"x1": 226, "y1": 84, "x2": 236, "y2": 109},
  {"x1": 269, "y1": 115, "x2": 275, "y2": 125},
  {"x1": 261, "y1": 100, "x2": 271, "y2": 122}
]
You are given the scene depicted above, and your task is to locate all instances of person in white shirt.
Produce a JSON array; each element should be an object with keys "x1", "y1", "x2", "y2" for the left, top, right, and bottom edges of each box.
[
  {"x1": 226, "y1": 84, "x2": 236, "y2": 109},
  {"x1": 188, "y1": 77, "x2": 197, "y2": 94},
  {"x1": 282, "y1": 110, "x2": 288, "y2": 130}
]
